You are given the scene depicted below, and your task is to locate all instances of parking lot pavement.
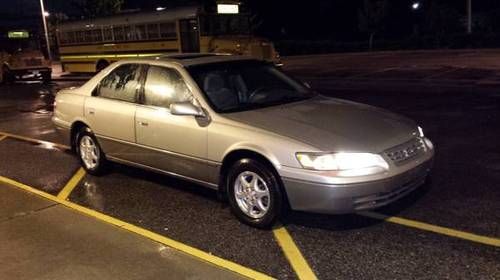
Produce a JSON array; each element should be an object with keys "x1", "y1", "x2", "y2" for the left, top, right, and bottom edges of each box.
[
  {"x1": 285, "y1": 213, "x2": 500, "y2": 279},
  {"x1": 1, "y1": 53, "x2": 500, "y2": 279},
  {"x1": 0, "y1": 137, "x2": 78, "y2": 195},
  {"x1": 0, "y1": 82, "x2": 80, "y2": 144},
  {"x1": 283, "y1": 50, "x2": 500, "y2": 87},
  {"x1": 68, "y1": 166, "x2": 295, "y2": 279},
  {"x1": 0, "y1": 183, "x2": 245, "y2": 280}
]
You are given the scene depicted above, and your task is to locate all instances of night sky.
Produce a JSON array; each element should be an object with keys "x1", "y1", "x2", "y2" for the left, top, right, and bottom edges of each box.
[{"x1": 1, "y1": 0, "x2": 500, "y2": 41}]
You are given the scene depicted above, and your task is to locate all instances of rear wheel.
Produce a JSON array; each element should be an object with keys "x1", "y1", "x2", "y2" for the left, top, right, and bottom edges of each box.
[
  {"x1": 96, "y1": 60, "x2": 109, "y2": 73},
  {"x1": 76, "y1": 127, "x2": 108, "y2": 175},
  {"x1": 226, "y1": 159, "x2": 284, "y2": 229}
]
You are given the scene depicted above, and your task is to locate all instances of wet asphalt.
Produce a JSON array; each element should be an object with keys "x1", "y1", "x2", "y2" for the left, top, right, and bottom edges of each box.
[{"x1": 0, "y1": 54, "x2": 499, "y2": 279}]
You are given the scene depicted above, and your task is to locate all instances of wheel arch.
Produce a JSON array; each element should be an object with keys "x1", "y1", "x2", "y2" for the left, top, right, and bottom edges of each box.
[
  {"x1": 70, "y1": 120, "x2": 91, "y2": 152},
  {"x1": 219, "y1": 148, "x2": 290, "y2": 208}
]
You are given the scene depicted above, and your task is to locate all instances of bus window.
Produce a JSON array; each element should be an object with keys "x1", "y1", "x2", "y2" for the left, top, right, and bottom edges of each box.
[
  {"x1": 76, "y1": 31, "x2": 86, "y2": 43},
  {"x1": 91, "y1": 29, "x2": 103, "y2": 42},
  {"x1": 199, "y1": 15, "x2": 250, "y2": 36},
  {"x1": 147, "y1": 23, "x2": 159, "y2": 39},
  {"x1": 124, "y1": 26, "x2": 134, "y2": 41},
  {"x1": 160, "y1": 22, "x2": 176, "y2": 38},
  {"x1": 113, "y1": 26, "x2": 124, "y2": 41},
  {"x1": 84, "y1": 30, "x2": 92, "y2": 42},
  {"x1": 59, "y1": 32, "x2": 68, "y2": 44},
  {"x1": 135, "y1": 25, "x2": 146, "y2": 40},
  {"x1": 103, "y1": 27, "x2": 113, "y2": 42},
  {"x1": 68, "y1": 32, "x2": 76, "y2": 44}
]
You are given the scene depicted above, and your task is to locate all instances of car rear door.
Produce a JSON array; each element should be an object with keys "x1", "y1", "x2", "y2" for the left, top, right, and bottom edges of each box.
[
  {"x1": 134, "y1": 65, "x2": 209, "y2": 183},
  {"x1": 84, "y1": 63, "x2": 142, "y2": 159}
]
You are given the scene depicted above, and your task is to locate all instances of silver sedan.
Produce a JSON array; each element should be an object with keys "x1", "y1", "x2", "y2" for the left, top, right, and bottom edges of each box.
[{"x1": 53, "y1": 54, "x2": 434, "y2": 228}]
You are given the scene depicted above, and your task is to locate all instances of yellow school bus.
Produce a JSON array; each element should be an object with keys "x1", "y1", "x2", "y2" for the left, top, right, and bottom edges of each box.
[{"x1": 57, "y1": 5, "x2": 281, "y2": 73}]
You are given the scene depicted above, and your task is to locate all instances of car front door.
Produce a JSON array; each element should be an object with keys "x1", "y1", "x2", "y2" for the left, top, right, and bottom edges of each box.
[
  {"x1": 135, "y1": 65, "x2": 209, "y2": 183},
  {"x1": 84, "y1": 63, "x2": 142, "y2": 159}
]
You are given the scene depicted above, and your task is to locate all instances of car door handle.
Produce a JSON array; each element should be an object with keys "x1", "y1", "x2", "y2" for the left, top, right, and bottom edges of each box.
[
  {"x1": 138, "y1": 121, "x2": 148, "y2": 126},
  {"x1": 87, "y1": 108, "x2": 95, "y2": 115}
]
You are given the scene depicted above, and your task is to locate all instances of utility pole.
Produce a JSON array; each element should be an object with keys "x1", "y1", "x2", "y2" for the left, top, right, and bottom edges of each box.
[
  {"x1": 40, "y1": 0, "x2": 52, "y2": 60},
  {"x1": 467, "y1": 0, "x2": 472, "y2": 34}
]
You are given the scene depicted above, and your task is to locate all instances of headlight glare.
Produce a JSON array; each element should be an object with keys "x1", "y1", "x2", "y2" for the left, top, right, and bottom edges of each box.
[
  {"x1": 296, "y1": 152, "x2": 389, "y2": 175},
  {"x1": 418, "y1": 126, "x2": 424, "y2": 137}
]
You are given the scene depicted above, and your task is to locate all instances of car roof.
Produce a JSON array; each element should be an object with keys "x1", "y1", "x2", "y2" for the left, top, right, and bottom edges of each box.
[{"x1": 145, "y1": 53, "x2": 260, "y2": 67}]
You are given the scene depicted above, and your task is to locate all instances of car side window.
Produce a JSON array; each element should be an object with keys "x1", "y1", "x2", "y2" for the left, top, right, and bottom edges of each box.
[
  {"x1": 143, "y1": 66, "x2": 192, "y2": 108},
  {"x1": 98, "y1": 64, "x2": 142, "y2": 103}
]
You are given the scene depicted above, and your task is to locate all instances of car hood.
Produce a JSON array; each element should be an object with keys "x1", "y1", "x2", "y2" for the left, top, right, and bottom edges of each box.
[{"x1": 223, "y1": 96, "x2": 418, "y2": 153}]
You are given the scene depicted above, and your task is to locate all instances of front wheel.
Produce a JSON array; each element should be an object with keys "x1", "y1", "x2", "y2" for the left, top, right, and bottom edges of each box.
[
  {"x1": 76, "y1": 128, "x2": 108, "y2": 175},
  {"x1": 226, "y1": 159, "x2": 285, "y2": 229}
]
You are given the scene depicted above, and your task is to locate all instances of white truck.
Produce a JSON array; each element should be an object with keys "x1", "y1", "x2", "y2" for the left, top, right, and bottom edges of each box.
[{"x1": 0, "y1": 30, "x2": 51, "y2": 84}]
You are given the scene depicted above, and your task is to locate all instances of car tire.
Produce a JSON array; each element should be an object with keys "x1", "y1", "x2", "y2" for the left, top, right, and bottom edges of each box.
[
  {"x1": 226, "y1": 158, "x2": 284, "y2": 229},
  {"x1": 76, "y1": 127, "x2": 108, "y2": 175}
]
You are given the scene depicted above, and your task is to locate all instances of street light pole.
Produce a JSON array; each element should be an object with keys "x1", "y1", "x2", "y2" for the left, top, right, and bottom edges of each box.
[
  {"x1": 467, "y1": 0, "x2": 472, "y2": 34},
  {"x1": 39, "y1": 0, "x2": 52, "y2": 60}
]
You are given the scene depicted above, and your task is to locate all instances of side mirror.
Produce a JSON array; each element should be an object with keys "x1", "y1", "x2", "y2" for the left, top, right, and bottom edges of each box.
[{"x1": 170, "y1": 102, "x2": 205, "y2": 117}]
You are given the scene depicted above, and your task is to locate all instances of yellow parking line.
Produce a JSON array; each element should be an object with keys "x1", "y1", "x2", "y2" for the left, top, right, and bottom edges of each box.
[
  {"x1": 361, "y1": 211, "x2": 500, "y2": 247},
  {"x1": 0, "y1": 131, "x2": 70, "y2": 150},
  {"x1": 57, "y1": 168, "x2": 86, "y2": 200},
  {"x1": 0, "y1": 135, "x2": 7, "y2": 141},
  {"x1": 273, "y1": 227, "x2": 318, "y2": 280},
  {"x1": 0, "y1": 175, "x2": 275, "y2": 280}
]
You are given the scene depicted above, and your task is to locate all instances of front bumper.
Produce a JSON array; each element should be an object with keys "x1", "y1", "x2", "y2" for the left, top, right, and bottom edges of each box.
[{"x1": 281, "y1": 151, "x2": 434, "y2": 214}]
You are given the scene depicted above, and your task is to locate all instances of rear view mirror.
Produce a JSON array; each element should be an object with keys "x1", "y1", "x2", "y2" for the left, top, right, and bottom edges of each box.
[{"x1": 170, "y1": 102, "x2": 205, "y2": 117}]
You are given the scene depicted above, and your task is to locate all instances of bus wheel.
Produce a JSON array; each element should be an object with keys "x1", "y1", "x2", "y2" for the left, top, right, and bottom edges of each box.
[
  {"x1": 96, "y1": 60, "x2": 109, "y2": 73},
  {"x1": 2, "y1": 67, "x2": 14, "y2": 84},
  {"x1": 42, "y1": 71, "x2": 52, "y2": 84}
]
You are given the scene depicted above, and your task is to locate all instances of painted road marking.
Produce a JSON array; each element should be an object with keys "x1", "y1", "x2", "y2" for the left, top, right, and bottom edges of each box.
[
  {"x1": 0, "y1": 135, "x2": 7, "y2": 141},
  {"x1": 273, "y1": 227, "x2": 318, "y2": 280},
  {"x1": 0, "y1": 131, "x2": 70, "y2": 150},
  {"x1": 1, "y1": 131, "x2": 499, "y2": 248},
  {"x1": 0, "y1": 175, "x2": 275, "y2": 280},
  {"x1": 361, "y1": 211, "x2": 500, "y2": 247},
  {"x1": 57, "y1": 168, "x2": 86, "y2": 200}
]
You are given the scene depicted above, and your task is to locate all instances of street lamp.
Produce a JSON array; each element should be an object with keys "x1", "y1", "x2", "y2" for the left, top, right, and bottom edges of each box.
[
  {"x1": 156, "y1": 7, "x2": 166, "y2": 11},
  {"x1": 411, "y1": 2, "x2": 421, "y2": 10},
  {"x1": 467, "y1": 0, "x2": 472, "y2": 34},
  {"x1": 39, "y1": 0, "x2": 52, "y2": 61}
]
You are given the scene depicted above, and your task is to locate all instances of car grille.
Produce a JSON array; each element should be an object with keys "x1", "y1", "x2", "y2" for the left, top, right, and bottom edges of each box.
[
  {"x1": 385, "y1": 138, "x2": 426, "y2": 165},
  {"x1": 24, "y1": 58, "x2": 42, "y2": 67}
]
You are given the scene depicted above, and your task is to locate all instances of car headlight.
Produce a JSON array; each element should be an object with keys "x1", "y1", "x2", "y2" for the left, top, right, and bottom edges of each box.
[
  {"x1": 418, "y1": 126, "x2": 424, "y2": 138},
  {"x1": 296, "y1": 152, "x2": 389, "y2": 176}
]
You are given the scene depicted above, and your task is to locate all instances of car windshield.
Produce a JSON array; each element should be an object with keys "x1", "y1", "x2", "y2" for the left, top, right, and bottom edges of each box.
[{"x1": 188, "y1": 61, "x2": 315, "y2": 113}]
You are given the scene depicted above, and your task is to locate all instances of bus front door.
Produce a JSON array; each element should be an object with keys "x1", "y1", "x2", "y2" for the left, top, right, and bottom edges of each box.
[{"x1": 179, "y1": 19, "x2": 200, "y2": 53}]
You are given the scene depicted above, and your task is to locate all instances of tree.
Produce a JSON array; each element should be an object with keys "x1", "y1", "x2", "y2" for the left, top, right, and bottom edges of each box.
[
  {"x1": 358, "y1": 0, "x2": 390, "y2": 51},
  {"x1": 424, "y1": 2, "x2": 462, "y2": 47},
  {"x1": 72, "y1": 0, "x2": 124, "y2": 18}
]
